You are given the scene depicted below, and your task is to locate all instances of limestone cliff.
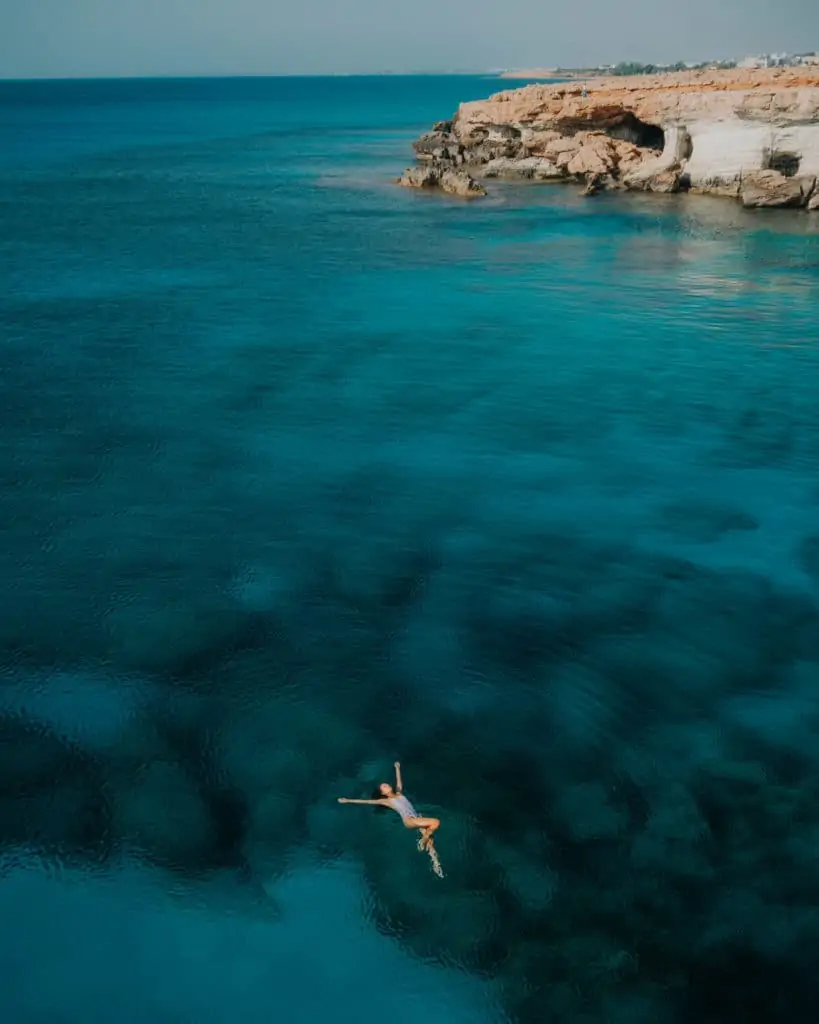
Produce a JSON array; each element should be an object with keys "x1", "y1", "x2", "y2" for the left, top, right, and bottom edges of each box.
[{"x1": 399, "y1": 67, "x2": 819, "y2": 209}]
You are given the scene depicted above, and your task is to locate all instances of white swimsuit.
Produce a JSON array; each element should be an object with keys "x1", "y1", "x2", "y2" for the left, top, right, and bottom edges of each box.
[{"x1": 384, "y1": 794, "x2": 418, "y2": 822}]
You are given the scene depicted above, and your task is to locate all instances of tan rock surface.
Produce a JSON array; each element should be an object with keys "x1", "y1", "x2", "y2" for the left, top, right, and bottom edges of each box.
[
  {"x1": 456, "y1": 68, "x2": 819, "y2": 139},
  {"x1": 565, "y1": 134, "x2": 619, "y2": 176}
]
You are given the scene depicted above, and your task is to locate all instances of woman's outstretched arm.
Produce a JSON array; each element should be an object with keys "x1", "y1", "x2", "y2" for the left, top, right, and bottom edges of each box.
[
  {"x1": 337, "y1": 798, "x2": 385, "y2": 805},
  {"x1": 394, "y1": 761, "x2": 403, "y2": 793}
]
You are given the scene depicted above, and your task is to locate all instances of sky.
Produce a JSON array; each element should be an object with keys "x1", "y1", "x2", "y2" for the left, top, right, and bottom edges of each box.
[{"x1": 1, "y1": 0, "x2": 818, "y2": 78}]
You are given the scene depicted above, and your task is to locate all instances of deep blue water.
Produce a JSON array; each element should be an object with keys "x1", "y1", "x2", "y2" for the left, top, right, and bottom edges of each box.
[{"x1": 3, "y1": 75, "x2": 819, "y2": 1024}]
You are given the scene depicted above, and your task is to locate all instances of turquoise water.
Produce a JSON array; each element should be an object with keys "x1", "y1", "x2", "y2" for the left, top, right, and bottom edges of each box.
[{"x1": 3, "y1": 75, "x2": 819, "y2": 1023}]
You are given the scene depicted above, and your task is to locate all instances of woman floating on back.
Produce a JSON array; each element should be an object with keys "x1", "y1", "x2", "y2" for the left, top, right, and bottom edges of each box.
[{"x1": 338, "y1": 761, "x2": 443, "y2": 877}]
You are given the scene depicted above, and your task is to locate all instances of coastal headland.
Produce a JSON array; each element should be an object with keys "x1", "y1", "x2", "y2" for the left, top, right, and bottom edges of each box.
[{"x1": 398, "y1": 66, "x2": 819, "y2": 209}]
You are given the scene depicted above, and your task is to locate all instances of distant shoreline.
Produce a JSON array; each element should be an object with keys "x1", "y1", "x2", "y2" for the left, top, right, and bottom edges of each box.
[{"x1": 496, "y1": 69, "x2": 587, "y2": 80}]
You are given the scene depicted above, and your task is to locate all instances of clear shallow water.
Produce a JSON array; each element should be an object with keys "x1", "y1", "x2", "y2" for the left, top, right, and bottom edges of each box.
[{"x1": 3, "y1": 76, "x2": 819, "y2": 1024}]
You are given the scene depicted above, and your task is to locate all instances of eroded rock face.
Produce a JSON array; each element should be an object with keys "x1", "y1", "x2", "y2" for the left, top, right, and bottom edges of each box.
[
  {"x1": 402, "y1": 66, "x2": 819, "y2": 210},
  {"x1": 439, "y1": 168, "x2": 487, "y2": 198},
  {"x1": 482, "y1": 156, "x2": 562, "y2": 179},
  {"x1": 398, "y1": 163, "x2": 486, "y2": 198},
  {"x1": 740, "y1": 170, "x2": 815, "y2": 208},
  {"x1": 648, "y1": 169, "x2": 682, "y2": 193}
]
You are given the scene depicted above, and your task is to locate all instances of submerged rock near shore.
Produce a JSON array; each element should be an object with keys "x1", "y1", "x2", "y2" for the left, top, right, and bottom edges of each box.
[
  {"x1": 397, "y1": 163, "x2": 486, "y2": 197},
  {"x1": 401, "y1": 67, "x2": 819, "y2": 210}
]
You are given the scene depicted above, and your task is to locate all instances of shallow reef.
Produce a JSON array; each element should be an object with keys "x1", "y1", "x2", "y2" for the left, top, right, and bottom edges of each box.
[{"x1": 4, "y1": 489, "x2": 819, "y2": 1023}]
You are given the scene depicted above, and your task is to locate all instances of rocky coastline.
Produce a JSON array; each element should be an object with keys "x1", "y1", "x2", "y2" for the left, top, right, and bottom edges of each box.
[{"x1": 397, "y1": 67, "x2": 819, "y2": 210}]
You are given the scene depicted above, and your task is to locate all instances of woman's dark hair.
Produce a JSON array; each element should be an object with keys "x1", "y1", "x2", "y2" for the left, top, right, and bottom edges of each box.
[{"x1": 372, "y1": 785, "x2": 389, "y2": 813}]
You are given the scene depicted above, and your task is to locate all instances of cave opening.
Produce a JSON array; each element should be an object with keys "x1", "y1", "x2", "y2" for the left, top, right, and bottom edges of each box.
[
  {"x1": 606, "y1": 112, "x2": 665, "y2": 151},
  {"x1": 766, "y1": 150, "x2": 801, "y2": 177}
]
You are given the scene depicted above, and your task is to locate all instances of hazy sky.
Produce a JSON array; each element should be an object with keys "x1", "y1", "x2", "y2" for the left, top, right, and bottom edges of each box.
[{"x1": 2, "y1": 0, "x2": 818, "y2": 78}]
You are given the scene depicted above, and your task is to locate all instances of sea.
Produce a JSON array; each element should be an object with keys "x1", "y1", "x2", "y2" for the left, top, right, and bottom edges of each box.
[{"x1": 2, "y1": 74, "x2": 819, "y2": 1024}]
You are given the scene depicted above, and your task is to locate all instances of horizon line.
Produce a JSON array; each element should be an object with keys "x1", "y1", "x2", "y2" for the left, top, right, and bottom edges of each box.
[
  {"x1": 0, "y1": 69, "x2": 573, "y2": 84},
  {"x1": 0, "y1": 70, "x2": 511, "y2": 82}
]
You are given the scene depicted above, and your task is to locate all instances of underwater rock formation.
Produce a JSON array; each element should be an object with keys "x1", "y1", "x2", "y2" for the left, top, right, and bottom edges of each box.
[
  {"x1": 401, "y1": 67, "x2": 819, "y2": 209},
  {"x1": 6, "y1": 513, "x2": 819, "y2": 1024}
]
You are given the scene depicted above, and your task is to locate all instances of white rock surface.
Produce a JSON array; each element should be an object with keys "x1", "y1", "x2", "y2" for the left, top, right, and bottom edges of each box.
[
  {"x1": 683, "y1": 121, "x2": 771, "y2": 188},
  {"x1": 770, "y1": 124, "x2": 819, "y2": 175}
]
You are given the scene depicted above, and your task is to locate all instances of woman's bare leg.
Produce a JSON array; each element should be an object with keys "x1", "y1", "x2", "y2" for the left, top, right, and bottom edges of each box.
[
  {"x1": 425, "y1": 837, "x2": 444, "y2": 878},
  {"x1": 405, "y1": 816, "x2": 439, "y2": 846},
  {"x1": 404, "y1": 816, "x2": 441, "y2": 858},
  {"x1": 418, "y1": 825, "x2": 438, "y2": 851},
  {"x1": 401, "y1": 817, "x2": 444, "y2": 877}
]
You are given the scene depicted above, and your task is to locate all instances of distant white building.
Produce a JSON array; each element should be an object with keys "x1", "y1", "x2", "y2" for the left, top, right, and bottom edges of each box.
[
  {"x1": 736, "y1": 52, "x2": 818, "y2": 69},
  {"x1": 738, "y1": 55, "x2": 767, "y2": 69}
]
